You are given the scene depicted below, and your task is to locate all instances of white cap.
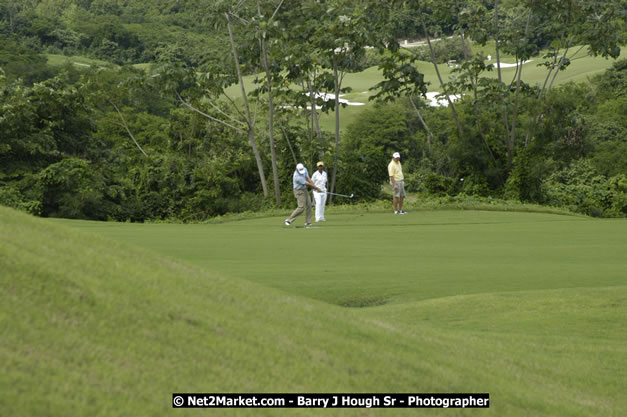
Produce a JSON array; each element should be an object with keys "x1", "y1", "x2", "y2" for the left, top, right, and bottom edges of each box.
[
  {"x1": 393, "y1": 152, "x2": 401, "y2": 159},
  {"x1": 296, "y1": 163, "x2": 306, "y2": 174}
]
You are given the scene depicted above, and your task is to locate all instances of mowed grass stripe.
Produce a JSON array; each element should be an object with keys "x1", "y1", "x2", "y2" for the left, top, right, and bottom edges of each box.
[{"x1": 56, "y1": 210, "x2": 627, "y2": 307}]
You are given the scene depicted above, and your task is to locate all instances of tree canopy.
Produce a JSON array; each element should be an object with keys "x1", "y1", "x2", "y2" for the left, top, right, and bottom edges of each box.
[{"x1": 1, "y1": 0, "x2": 625, "y2": 219}]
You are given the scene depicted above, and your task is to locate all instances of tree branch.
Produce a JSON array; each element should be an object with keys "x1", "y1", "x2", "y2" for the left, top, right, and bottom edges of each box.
[
  {"x1": 277, "y1": 117, "x2": 298, "y2": 164},
  {"x1": 270, "y1": 0, "x2": 285, "y2": 21},
  {"x1": 107, "y1": 99, "x2": 149, "y2": 157},
  {"x1": 204, "y1": 96, "x2": 247, "y2": 127},
  {"x1": 176, "y1": 92, "x2": 246, "y2": 133},
  {"x1": 221, "y1": 91, "x2": 246, "y2": 120},
  {"x1": 408, "y1": 93, "x2": 434, "y2": 152}
]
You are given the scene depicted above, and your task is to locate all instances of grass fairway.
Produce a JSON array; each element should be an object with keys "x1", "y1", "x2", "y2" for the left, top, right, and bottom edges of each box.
[
  {"x1": 3, "y1": 206, "x2": 627, "y2": 416},
  {"x1": 56, "y1": 210, "x2": 626, "y2": 307},
  {"x1": 46, "y1": 54, "x2": 118, "y2": 69},
  {"x1": 222, "y1": 46, "x2": 627, "y2": 132}
]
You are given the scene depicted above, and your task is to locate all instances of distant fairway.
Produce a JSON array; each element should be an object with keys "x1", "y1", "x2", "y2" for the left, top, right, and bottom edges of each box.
[
  {"x1": 46, "y1": 54, "x2": 118, "y2": 69},
  {"x1": 46, "y1": 46, "x2": 626, "y2": 132},
  {"x1": 224, "y1": 46, "x2": 627, "y2": 132},
  {"x1": 3, "y1": 206, "x2": 626, "y2": 416}
]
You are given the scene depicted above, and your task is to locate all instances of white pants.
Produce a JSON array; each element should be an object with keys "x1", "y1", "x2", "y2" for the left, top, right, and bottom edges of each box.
[{"x1": 313, "y1": 191, "x2": 327, "y2": 221}]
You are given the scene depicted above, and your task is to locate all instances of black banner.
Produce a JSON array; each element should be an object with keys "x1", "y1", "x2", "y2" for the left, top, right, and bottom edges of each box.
[{"x1": 172, "y1": 393, "x2": 489, "y2": 408}]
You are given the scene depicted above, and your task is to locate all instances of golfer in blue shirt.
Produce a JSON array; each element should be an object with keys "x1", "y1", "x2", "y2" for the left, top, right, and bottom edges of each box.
[{"x1": 285, "y1": 163, "x2": 321, "y2": 226}]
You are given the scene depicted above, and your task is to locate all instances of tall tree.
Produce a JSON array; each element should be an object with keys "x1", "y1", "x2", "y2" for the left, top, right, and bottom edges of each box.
[
  {"x1": 373, "y1": 0, "x2": 623, "y2": 187},
  {"x1": 306, "y1": 0, "x2": 370, "y2": 201},
  {"x1": 225, "y1": 10, "x2": 269, "y2": 198},
  {"x1": 256, "y1": 0, "x2": 285, "y2": 204}
]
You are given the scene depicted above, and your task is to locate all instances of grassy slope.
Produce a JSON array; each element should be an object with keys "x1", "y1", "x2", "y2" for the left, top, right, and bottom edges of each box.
[
  {"x1": 0, "y1": 206, "x2": 461, "y2": 417},
  {"x1": 3, "y1": 206, "x2": 627, "y2": 416}
]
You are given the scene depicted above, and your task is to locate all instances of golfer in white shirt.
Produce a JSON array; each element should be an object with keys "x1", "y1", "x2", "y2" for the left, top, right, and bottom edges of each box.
[{"x1": 311, "y1": 161, "x2": 328, "y2": 222}]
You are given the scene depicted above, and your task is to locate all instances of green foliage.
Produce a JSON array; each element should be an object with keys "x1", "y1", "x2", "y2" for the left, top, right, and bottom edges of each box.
[
  {"x1": 338, "y1": 102, "x2": 413, "y2": 200},
  {"x1": 590, "y1": 137, "x2": 627, "y2": 178},
  {"x1": 0, "y1": 74, "x2": 93, "y2": 179},
  {"x1": 38, "y1": 157, "x2": 106, "y2": 219},
  {"x1": 593, "y1": 59, "x2": 627, "y2": 99},
  {"x1": 424, "y1": 173, "x2": 455, "y2": 196},
  {"x1": 542, "y1": 160, "x2": 626, "y2": 217},
  {"x1": 410, "y1": 35, "x2": 472, "y2": 64},
  {"x1": 1, "y1": 2, "x2": 625, "y2": 220},
  {"x1": 0, "y1": 36, "x2": 55, "y2": 84},
  {"x1": 0, "y1": 185, "x2": 41, "y2": 214}
]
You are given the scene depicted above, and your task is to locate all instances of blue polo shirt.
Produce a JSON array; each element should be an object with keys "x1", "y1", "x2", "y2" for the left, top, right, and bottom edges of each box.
[{"x1": 293, "y1": 168, "x2": 309, "y2": 190}]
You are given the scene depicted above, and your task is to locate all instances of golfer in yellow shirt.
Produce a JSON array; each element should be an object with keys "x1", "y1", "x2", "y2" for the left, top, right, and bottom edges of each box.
[{"x1": 388, "y1": 152, "x2": 406, "y2": 214}]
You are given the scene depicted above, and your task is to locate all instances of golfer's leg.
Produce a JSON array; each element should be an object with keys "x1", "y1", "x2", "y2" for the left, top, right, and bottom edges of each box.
[
  {"x1": 313, "y1": 192, "x2": 321, "y2": 221},
  {"x1": 305, "y1": 191, "x2": 313, "y2": 224},
  {"x1": 288, "y1": 190, "x2": 306, "y2": 222},
  {"x1": 319, "y1": 193, "x2": 326, "y2": 220},
  {"x1": 398, "y1": 181, "x2": 406, "y2": 211}
]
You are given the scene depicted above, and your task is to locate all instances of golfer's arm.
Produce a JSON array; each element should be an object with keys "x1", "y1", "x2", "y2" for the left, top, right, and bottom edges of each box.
[
  {"x1": 306, "y1": 178, "x2": 321, "y2": 191},
  {"x1": 389, "y1": 176, "x2": 396, "y2": 187}
]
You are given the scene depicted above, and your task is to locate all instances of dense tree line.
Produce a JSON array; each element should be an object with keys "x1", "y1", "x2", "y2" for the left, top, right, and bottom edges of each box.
[
  {"x1": 339, "y1": 60, "x2": 627, "y2": 217},
  {"x1": 0, "y1": 0, "x2": 227, "y2": 75},
  {"x1": 1, "y1": 0, "x2": 625, "y2": 220}
]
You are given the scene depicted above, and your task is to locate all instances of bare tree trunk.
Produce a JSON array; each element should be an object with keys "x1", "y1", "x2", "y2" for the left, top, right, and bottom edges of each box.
[
  {"x1": 226, "y1": 12, "x2": 269, "y2": 198},
  {"x1": 306, "y1": 80, "x2": 315, "y2": 144},
  {"x1": 307, "y1": 78, "x2": 324, "y2": 159},
  {"x1": 419, "y1": 15, "x2": 464, "y2": 141},
  {"x1": 408, "y1": 94, "x2": 433, "y2": 153},
  {"x1": 523, "y1": 46, "x2": 561, "y2": 145},
  {"x1": 328, "y1": 59, "x2": 341, "y2": 204},
  {"x1": 525, "y1": 42, "x2": 583, "y2": 145},
  {"x1": 454, "y1": 0, "x2": 470, "y2": 61},
  {"x1": 108, "y1": 99, "x2": 149, "y2": 157},
  {"x1": 547, "y1": 44, "x2": 581, "y2": 92},
  {"x1": 260, "y1": 27, "x2": 281, "y2": 205},
  {"x1": 508, "y1": 10, "x2": 533, "y2": 166},
  {"x1": 472, "y1": 78, "x2": 497, "y2": 168},
  {"x1": 277, "y1": 117, "x2": 298, "y2": 164},
  {"x1": 454, "y1": 0, "x2": 496, "y2": 169},
  {"x1": 494, "y1": 0, "x2": 512, "y2": 169},
  {"x1": 258, "y1": 0, "x2": 285, "y2": 205}
]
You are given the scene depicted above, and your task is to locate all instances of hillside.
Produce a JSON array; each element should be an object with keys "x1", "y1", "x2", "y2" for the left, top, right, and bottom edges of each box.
[{"x1": 2, "y1": 206, "x2": 626, "y2": 416}]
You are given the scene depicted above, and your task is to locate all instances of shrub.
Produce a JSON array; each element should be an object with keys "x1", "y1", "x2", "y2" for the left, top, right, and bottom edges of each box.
[
  {"x1": 37, "y1": 158, "x2": 106, "y2": 219},
  {"x1": 424, "y1": 173, "x2": 454, "y2": 196},
  {"x1": 0, "y1": 186, "x2": 41, "y2": 215},
  {"x1": 542, "y1": 160, "x2": 626, "y2": 217}
]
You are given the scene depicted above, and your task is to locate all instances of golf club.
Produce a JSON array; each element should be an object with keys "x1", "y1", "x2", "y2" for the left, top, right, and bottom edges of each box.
[{"x1": 323, "y1": 191, "x2": 354, "y2": 198}]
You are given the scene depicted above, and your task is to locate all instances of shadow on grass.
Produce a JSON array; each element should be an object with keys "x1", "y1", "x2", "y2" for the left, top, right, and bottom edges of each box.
[{"x1": 339, "y1": 295, "x2": 389, "y2": 308}]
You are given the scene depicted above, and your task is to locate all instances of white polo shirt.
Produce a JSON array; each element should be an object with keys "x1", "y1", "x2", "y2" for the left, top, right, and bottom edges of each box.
[{"x1": 311, "y1": 170, "x2": 327, "y2": 192}]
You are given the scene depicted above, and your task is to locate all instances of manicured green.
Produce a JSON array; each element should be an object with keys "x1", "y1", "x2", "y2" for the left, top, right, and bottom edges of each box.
[{"x1": 55, "y1": 209, "x2": 626, "y2": 307}]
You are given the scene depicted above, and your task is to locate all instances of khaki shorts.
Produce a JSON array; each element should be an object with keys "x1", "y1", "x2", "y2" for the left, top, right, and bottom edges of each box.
[{"x1": 391, "y1": 180, "x2": 406, "y2": 198}]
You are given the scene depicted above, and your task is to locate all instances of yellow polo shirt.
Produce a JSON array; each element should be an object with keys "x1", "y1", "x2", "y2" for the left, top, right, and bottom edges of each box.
[{"x1": 388, "y1": 160, "x2": 404, "y2": 181}]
